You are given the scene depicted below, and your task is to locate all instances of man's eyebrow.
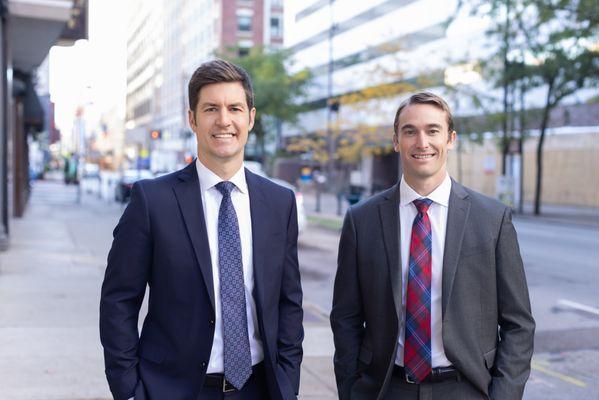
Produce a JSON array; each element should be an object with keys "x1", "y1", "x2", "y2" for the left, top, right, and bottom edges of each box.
[
  {"x1": 426, "y1": 123, "x2": 443, "y2": 129},
  {"x1": 400, "y1": 123, "x2": 443, "y2": 130},
  {"x1": 199, "y1": 102, "x2": 219, "y2": 108},
  {"x1": 229, "y1": 102, "x2": 246, "y2": 108}
]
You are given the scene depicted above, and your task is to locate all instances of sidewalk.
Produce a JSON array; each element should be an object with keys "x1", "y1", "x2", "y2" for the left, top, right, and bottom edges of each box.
[
  {"x1": 0, "y1": 181, "x2": 116, "y2": 399},
  {"x1": 0, "y1": 180, "x2": 337, "y2": 399},
  {"x1": 302, "y1": 189, "x2": 599, "y2": 230}
]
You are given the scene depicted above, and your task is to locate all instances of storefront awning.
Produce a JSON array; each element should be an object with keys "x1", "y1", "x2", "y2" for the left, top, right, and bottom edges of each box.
[{"x1": 8, "y1": 0, "x2": 74, "y2": 72}]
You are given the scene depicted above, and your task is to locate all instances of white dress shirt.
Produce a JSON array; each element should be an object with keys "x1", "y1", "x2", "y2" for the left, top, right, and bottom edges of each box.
[
  {"x1": 395, "y1": 173, "x2": 452, "y2": 368},
  {"x1": 196, "y1": 159, "x2": 264, "y2": 373}
]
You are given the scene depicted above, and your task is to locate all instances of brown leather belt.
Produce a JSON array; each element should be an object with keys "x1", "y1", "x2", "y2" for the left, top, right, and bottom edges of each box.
[{"x1": 393, "y1": 365, "x2": 461, "y2": 384}]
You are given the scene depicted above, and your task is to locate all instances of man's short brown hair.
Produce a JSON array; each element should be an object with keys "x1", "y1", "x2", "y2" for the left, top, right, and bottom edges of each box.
[
  {"x1": 188, "y1": 59, "x2": 254, "y2": 113},
  {"x1": 393, "y1": 92, "x2": 454, "y2": 137}
]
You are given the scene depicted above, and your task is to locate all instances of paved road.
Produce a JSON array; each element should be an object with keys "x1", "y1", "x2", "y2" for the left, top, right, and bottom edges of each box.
[{"x1": 298, "y1": 216, "x2": 599, "y2": 399}]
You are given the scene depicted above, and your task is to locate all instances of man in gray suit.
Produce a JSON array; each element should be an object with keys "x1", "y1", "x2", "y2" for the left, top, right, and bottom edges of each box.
[{"x1": 330, "y1": 92, "x2": 535, "y2": 400}]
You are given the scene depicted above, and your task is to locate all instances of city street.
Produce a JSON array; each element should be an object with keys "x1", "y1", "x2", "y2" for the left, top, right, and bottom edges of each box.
[
  {"x1": 2, "y1": 0, "x2": 597, "y2": 399},
  {"x1": 1, "y1": 180, "x2": 598, "y2": 399}
]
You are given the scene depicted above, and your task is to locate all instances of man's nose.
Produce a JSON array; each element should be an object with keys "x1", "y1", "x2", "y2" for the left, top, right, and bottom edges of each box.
[
  {"x1": 216, "y1": 110, "x2": 231, "y2": 126},
  {"x1": 415, "y1": 131, "x2": 429, "y2": 147}
]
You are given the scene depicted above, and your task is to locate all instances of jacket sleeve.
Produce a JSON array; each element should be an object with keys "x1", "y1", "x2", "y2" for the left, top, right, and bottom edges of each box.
[
  {"x1": 100, "y1": 182, "x2": 152, "y2": 400},
  {"x1": 277, "y1": 190, "x2": 304, "y2": 396},
  {"x1": 330, "y1": 209, "x2": 364, "y2": 399},
  {"x1": 489, "y1": 207, "x2": 535, "y2": 399}
]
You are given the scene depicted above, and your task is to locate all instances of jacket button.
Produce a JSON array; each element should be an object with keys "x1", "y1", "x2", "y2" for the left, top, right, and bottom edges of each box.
[
  {"x1": 209, "y1": 319, "x2": 215, "y2": 326},
  {"x1": 202, "y1": 362, "x2": 207, "y2": 368}
]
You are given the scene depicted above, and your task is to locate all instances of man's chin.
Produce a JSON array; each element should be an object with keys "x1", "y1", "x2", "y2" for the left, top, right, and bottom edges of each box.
[
  {"x1": 407, "y1": 168, "x2": 434, "y2": 179},
  {"x1": 213, "y1": 149, "x2": 244, "y2": 163}
]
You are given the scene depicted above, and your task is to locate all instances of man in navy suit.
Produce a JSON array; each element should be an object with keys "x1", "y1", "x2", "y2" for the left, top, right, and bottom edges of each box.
[{"x1": 100, "y1": 59, "x2": 303, "y2": 400}]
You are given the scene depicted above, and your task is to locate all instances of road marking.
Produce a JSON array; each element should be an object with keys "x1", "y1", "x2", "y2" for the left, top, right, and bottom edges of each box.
[
  {"x1": 532, "y1": 360, "x2": 587, "y2": 388},
  {"x1": 556, "y1": 299, "x2": 599, "y2": 316}
]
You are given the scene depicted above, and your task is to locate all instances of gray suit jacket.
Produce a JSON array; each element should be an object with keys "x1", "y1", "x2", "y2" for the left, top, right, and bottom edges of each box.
[{"x1": 330, "y1": 180, "x2": 535, "y2": 400}]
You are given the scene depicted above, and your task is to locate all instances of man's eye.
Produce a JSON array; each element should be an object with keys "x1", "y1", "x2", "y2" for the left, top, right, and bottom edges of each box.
[{"x1": 429, "y1": 130, "x2": 439, "y2": 134}]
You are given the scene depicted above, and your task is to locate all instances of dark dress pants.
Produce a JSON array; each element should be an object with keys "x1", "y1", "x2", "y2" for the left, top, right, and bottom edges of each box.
[
  {"x1": 381, "y1": 376, "x2": 486, "y2": 400},
  {"x1": 349, "y1": 375, "x2": 486, "y2": 400}
]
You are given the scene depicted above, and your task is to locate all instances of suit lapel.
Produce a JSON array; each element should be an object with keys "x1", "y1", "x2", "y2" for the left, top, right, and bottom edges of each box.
[
  {"x1": 172, "y1": 162, "x2": 215, "y2": 310},
  {"x1": 379, "y1": 184, "x2": 402, "y2": 319},
  {"x1": 245, "y1": 169, "x2": 273, "y2": 316},
  {"x1": 441, "y1": 180, "x2": 470, "y2": 319}
]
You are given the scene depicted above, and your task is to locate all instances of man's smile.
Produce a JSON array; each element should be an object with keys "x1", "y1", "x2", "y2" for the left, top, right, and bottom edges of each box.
[
  {"x1": 412, "y1": 152, "x2": 436, "y2": 159},
  {"x1": 212, "y1": 132, "x2": 237, "y2": 140}
]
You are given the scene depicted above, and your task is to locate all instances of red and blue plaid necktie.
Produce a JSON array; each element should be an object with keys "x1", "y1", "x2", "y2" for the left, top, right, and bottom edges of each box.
[{"x1": 404, "y1": 198, "x2": 433, "y2": 383}]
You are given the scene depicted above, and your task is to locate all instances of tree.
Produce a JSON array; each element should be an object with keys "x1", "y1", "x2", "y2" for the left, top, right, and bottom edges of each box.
[
  {"x1": 222, "y1": 48, "x2": 312, "y2": 161},
  {"x1": 462, "y1": 0, "x2": 599, "y2": 214},
  {"x1": 522, "y1": 0, "x2": 599, "y2": 214}
]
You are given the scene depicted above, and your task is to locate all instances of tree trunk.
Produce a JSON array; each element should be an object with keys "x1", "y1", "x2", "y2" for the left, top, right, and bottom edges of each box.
[
  {"x1": 534, "y1": 80, "x2": 554, "y2": 216},
  {"x1": 253, "y1": 119, "x2": 266, "y2": 163},
  {"x1": 501, "y1": 0, "x2": 511, "y2": 176},
  {"x1": 259, "y1": 134, "x2": 266, "y2": 164},
  {"x1": 518, "y1": 81, "x2": 526, "y2": 214}
]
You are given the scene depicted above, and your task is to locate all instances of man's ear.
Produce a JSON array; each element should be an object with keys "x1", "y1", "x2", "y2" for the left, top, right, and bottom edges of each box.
[
  {"x1": 188, "y1": 109, "x2": 196, "y2": 129},
  {"x1": 248, "y1": 107, "x2": 256, "y2": 131},
  {"x1": 447, "y1": 130, "x2": 457, "y2": 149},
  {"x1": 392, "y1": 132, "x2": 400, "y2": 152}
]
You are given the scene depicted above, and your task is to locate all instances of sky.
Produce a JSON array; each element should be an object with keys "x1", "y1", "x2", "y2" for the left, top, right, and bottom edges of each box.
[{"x1": 49, "y1": 0, "x2": 127, "y2": 139}]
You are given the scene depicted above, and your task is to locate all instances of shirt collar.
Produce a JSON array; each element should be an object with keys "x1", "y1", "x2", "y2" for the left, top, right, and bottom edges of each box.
[
  {"x1": 195, "y1": 158, "x2": 248, "y2": 194},
  {"x1": 399, "y1": 173, "x2": 452, "y2": 208}
]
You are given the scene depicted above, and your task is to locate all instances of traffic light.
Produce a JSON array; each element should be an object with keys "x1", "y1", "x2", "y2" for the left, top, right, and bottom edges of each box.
[{"x1": 150, "y1": 129, "x2": 162, "y2": 140}]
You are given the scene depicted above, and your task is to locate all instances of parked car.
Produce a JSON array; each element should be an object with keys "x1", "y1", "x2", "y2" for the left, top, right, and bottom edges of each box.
[
  {"x1": 244, "y1": 161, "x2": 306, "y2": 233},
  {"x1": 114, "y1": 169, "x2": 154, "y2": 203}
]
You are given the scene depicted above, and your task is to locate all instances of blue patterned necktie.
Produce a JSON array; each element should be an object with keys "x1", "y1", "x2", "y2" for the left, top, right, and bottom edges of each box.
[{"x1": 215, "y1": 181, "x2": 252, "y2": 389}]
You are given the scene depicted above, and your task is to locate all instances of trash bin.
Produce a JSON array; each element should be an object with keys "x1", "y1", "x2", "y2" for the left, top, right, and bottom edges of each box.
[{"x1": 346, "y1": 185, "x2": 365, "y2": 205}]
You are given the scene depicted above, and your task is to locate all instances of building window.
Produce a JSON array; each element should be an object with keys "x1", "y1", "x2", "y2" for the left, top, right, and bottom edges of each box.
[
  {"x1": 270, "y1": 16, "x2": 281, "y2": 37},
  {"x1": 237, "y1": 15, "x2": 252, "y2": 32}
]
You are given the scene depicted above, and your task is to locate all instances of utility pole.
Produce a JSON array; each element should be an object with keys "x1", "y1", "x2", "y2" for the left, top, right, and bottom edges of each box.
[
  {"x1": 326, "y1": 0, "x2": 335, "y2": 182},
  {"x1": 326, "y1": 0, "x2": 342, "y2": 214}
]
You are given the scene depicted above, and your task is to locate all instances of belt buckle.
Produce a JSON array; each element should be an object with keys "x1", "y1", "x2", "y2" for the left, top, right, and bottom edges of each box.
[
  {"x1": 222, "y1": 378, "x2": 236, "y2": 393},
  {"x1": 405, "y1": 373, "x2": 416, "y2": 384}
]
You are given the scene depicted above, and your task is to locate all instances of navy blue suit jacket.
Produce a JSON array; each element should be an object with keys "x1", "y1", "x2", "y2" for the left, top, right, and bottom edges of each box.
[{"x1": 100, "y1": 162, "x2": 303, "y2": 400}]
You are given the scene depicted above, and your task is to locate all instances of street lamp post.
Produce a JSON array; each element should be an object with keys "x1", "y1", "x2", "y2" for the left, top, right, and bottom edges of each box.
[{"x1": 325, "y1": 0, "x2": 342, "y2": 214}]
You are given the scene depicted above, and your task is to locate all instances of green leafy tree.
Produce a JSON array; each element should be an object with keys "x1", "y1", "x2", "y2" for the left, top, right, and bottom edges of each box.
[
  {"x1": 462, "y1": 0, "x2": 598, "y2": 214},
  {"x1": 223, "y1": 47, "x2": 312, "y2": 161},
  {"x1": 522, "y1": 0, "x2": 598, "y2": 214}
]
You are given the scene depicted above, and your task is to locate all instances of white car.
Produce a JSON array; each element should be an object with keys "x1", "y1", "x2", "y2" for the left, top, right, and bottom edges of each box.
[
  {"x1": 245, "y1": 161, "x2": 306, "y2": 234},
  {"x1": 115, "y1": 169, "x2": 154, "y2": 202}
]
